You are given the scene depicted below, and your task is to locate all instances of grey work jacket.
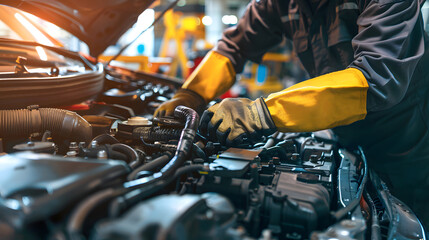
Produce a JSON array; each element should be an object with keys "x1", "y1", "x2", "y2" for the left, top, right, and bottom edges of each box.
[
  {"x1": 215, "y1": 0, "x2": 429, "y2": 169},
  {"x1": 216, "y1": 0, "x2": 429, "y2": 113}
]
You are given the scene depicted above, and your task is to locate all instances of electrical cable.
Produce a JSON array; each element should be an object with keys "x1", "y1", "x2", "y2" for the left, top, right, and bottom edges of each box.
[{"x1": 365, "y1": 192, "x2": 381, "y2": 240}]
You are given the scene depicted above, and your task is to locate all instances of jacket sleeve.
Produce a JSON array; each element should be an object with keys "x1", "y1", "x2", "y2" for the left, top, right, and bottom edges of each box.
[
  {"x1": 265, "y1": 0, "x2": 425, "y2": 133},
  {"x1": 181, "y1": 0, "x2": 285, "y2": 102},
  {"x1": 215, "y1": 0, "x2": 285, "y2": 73},
  {"x1": 350, "y1": 0, "x2": 425, "y2": 112}
]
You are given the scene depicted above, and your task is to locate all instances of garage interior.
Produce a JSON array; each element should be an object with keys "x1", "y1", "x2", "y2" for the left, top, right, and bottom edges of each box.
[{"x1": 0, "y1": 0, "x2": 428, "y2": 239}]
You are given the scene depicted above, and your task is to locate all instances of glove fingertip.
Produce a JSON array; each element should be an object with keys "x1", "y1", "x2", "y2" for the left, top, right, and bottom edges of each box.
[
  {"x1": 167, "y1": 109, "x2": 178, "y2": 117},
  {"x1": 207, "y1": 119, "x2": 222, "y2": 142},
  {"x1": 199, "y1": 110, "x2": 213, "y2": 134},
  {"x1": 216, "y1": 128, "x2": 230, "y2": 146},
  {"x1": 227, "y1": 133, "x2": 246, "y2": 147},
  {"x1": 248, "y1": 131, "x2": 262, "y2": 143},
  {"x1": 160, "y1": 110, "x2": 166, "y2": 117}
]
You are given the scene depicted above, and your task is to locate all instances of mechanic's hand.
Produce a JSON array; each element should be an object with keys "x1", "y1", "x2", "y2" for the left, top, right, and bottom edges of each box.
[
  {"x1": 154, "y1": 89, "x2": 206, "y2": 117},
  {"x1": 199, "y1": 97, "x2": 277, "y2": 146}
]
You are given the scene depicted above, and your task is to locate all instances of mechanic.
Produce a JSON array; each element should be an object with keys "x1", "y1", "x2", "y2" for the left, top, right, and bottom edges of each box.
[{"x1": 155, "y1": 0, "x2": 429, "y2": 230}]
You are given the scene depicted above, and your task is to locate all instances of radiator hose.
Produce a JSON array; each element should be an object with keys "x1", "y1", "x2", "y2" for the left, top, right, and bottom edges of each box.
[
  {"x1": 125, "y1": 105, "x2": 199, "y2": 189},
  {"x1": 0, "y1": 107, "x2": 92, "y2": 143}
]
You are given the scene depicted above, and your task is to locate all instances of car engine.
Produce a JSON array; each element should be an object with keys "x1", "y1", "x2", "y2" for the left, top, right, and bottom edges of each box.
[{"x1": 0, "y1": 65, "x2": 425, "y2": 240}]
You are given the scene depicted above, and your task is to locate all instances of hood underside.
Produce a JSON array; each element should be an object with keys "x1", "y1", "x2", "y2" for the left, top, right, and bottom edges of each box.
[{"x1": 0, "y1": 0, "x2": 155, "y2": 56}]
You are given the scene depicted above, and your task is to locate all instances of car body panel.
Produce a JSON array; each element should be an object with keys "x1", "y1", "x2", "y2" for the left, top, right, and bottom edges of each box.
[{"x1": 0, "y1": 0, "x2": 154, "y2": 56}]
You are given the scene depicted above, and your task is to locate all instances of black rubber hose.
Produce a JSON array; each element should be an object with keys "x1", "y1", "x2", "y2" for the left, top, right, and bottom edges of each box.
[
  {"x1": 124, "y1": 106, "x2": 199, "y2": 190},
  {"x1": 192, "y1": 143, "x2": 207, "y2": 161},
  {"x1": 111, "y1": 164, "x2": 204, "y2": 217},
  {"x1": 159, "y1": 107, "x2": 198, "y2": 172},
  {"x1": 67, "y1": 106, "x2": 199, "y2": 237},
  {"x1": 111, "y1": 144, "x2": 138, "y2": 162},
  {"x1": 111, "y1": 143, "x2": 140, "y2": 169},
  {"x1": 133, "y1": 126, "x2": 182, "y2": 142},
  {"x1": 127, "y1": 153, "x2": 172, "y2": 181},
  {"x1": 365, "y1": 192, "x2": 381, "y2": 240},
  {"x1": 67, "y1": 188, "x2": 126, "y2": 240},
  {"x1": 91, "y1": 134, "x2": 119, "y2": 145},
  {"x1": 0, "y1": 107, "x2": 92, "y2": 143},
  {"x1": 80, "y1": 146, "x2": 127, "y2": 160},
  {"x1": 175, "y1": 164, "x2": 204, "y2": 193}
]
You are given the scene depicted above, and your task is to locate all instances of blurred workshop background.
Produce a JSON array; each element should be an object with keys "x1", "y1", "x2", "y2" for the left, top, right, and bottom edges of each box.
[{"x1": 2, "y1": 0, "x2": 429, "y2": 100}]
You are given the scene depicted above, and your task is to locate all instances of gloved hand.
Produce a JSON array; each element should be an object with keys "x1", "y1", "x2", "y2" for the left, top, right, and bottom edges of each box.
[
  {"x1": 154, "y1": 89, "x2": 206, "y2": 117},
  {"x1": 199, "y1": 97, "x2": 277, "y2": 146}
]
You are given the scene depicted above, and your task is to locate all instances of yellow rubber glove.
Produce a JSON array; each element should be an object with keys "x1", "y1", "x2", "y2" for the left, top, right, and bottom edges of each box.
[
  {"x1": 154, "y1": 89, "x2": 206, "y2": 117},
  {"x1": 155, "y1": 50, "x2": 236, "y2": 117},
  {"x1": 265, "y1": 68, "x2": 369, "y2": 132},
  {"x1": 182, "y1": 51, "x2": 236, "y2": 103}
]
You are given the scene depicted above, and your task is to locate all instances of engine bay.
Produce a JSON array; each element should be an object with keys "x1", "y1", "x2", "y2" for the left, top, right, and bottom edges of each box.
[{"x1": 0, "y1": 66, "x2": 425, "y2": 240}]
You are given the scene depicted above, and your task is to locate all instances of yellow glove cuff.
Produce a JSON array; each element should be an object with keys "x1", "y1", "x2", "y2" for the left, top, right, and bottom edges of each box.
[
  {"x1": 182, "y1": 51, "x2": 236, "y2": 103},
  {"x1": 265, "y1": 68, "x2": 368, "y2": 132}
]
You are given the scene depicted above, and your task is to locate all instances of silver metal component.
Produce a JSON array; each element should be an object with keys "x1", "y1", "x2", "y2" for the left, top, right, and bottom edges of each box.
[
  {"x1": 66, "y1": 150, "x2": 77, "y2": 157},
  {"x1": 15, "y1": 56, "x2": 29, "y2": 74},
  {"x1": 79, "y1": 142, "x2": 87, "y2": 149},
  {"x1": 97, "y1": 150, "x2": 108, "y2": 159},
  {"x1": 261, "y1": 229, "x2": 272, "y2": 240},
  {"x1": 13, "y1": 141, "x2": 56, "y2": 154},
  {"x1": 125, "y1": 116, "x2": 152, "y2": 126},
  {"x1": 291, "y1": 153, "x2": 300, "y2": 162},
  {"x1": 69, "y1": 142, "x2": 78, "y2": 152},
  {"x1": 91, "y1": 140, "x2": 98, "y2": 149},
  {"x1": 311, "y1": 219, "x2": 366, "y2": 240}
]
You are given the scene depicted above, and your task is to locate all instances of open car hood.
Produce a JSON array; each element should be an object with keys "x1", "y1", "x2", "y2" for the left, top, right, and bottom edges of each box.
[{"x1": 0, "y1": 0, "x2": 155, "y2": 56}]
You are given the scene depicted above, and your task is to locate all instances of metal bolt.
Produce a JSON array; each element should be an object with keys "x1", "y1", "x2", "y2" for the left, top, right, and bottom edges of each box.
[
  {"x1": 91, "y1": 140, "x2": 98, "y2": 149},
  {"x1": 15, "y1": 56, "x2": 29, "y2": 74},
  {"x1": 97, "y1": 150, "x2": 107, "y2": 159},
  {"x1": 16, "y1": 56, "x2": 27, "y2": 64},
  {"x1": 66, "y1": 150, "x2": 77, "y2": 157},
  {"x1": 79, "y1": 142, "x2": 87, "y2": 149},
  {"x1": 69, "y1": 142, "x2": 78, "y2": 151},
  {"x1": 291, "y1": 153, "x2": 299, "y2": 162}
]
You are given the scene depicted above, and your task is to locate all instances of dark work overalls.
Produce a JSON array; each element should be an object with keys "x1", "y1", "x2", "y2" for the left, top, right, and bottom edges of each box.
[{"x1": 215, "y1": 0, "x2": 429, "y2": 230}]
